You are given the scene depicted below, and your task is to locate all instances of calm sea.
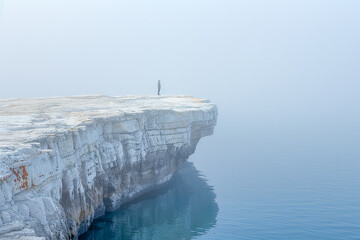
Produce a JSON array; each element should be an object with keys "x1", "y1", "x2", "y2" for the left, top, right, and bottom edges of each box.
[{"x1": 80, "y1": 117, "x2": 360, "y2": 239}]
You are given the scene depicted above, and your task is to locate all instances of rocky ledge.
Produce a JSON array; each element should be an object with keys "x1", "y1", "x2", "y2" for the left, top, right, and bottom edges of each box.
[{"x1": 0, "y1": 95, "x2": 217, "y2": 239}]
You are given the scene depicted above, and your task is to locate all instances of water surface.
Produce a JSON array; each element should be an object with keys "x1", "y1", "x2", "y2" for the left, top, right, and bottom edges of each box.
[
  {"x1": 82, "y1": 117, "x2": 360, "y2": 239},
  {"x1": 80, "y1": 162, "x2": 218, "y2": 240}
]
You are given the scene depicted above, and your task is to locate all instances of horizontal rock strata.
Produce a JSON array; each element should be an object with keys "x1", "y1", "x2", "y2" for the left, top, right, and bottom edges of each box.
[{"x1": 0, "y1": 95, "x2": 217, "y2": 239}]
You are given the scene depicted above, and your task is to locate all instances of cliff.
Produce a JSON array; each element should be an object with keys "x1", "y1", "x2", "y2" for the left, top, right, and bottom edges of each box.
[{"x1": 0, "y1": 95, "x2": 217, "y2": 239}]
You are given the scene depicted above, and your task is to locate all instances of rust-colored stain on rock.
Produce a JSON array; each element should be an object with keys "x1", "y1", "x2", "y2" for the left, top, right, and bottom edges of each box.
[{"x1": 11, "y1": 166, "x2": 29, "y2": 189}]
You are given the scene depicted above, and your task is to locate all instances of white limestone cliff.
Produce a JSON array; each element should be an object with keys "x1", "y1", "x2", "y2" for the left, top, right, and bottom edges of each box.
[{"x1": 0, "y1": 95, "x2": 217, "y2": 239}]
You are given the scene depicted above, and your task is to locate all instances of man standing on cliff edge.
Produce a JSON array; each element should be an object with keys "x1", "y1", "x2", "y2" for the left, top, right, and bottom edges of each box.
[{"x1": 158, "y1": 80, "x2": 161, "y2": 95}]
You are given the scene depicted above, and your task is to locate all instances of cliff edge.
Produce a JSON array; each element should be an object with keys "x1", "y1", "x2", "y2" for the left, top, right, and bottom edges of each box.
[{"x1": 0, "y1": 95, "x2": 217, "y2": 239}]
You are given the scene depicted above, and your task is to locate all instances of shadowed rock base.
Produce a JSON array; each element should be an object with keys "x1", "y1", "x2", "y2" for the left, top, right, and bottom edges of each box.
[{"x1": 79, "y1": 162, "x2": 218, "y2": 240}]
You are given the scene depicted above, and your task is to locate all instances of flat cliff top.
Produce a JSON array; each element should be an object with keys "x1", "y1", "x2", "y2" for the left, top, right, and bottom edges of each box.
[{"x1": 0, "y1": 95, "x2": 216, "y2": 152}]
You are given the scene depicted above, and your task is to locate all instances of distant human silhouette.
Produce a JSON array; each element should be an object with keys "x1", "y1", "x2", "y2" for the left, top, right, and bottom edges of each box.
[{"x1": 158, "y1": 80, "x2": 161, "y2": 95}]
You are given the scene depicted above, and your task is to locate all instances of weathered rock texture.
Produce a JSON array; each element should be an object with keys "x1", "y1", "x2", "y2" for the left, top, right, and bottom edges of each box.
[{"x1": 0, "y1": 95, "x2": 217, "y2": 239}]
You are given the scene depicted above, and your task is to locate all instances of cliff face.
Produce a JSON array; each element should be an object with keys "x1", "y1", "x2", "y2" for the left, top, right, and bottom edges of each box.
[{"x1": 0, "y1": 95, "x2": 217, "y2": 239}]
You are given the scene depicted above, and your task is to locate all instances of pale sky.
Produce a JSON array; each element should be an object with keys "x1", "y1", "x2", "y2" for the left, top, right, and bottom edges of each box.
[{"x1": 0, "y1": 0, "x2": 359, "y2": 125}]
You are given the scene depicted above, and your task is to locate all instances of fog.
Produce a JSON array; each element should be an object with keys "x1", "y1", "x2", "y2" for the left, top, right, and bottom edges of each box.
[
  {"x1": 1, "y1": 0, "x2": 360, "y2": 158},
  {"x1": 1, "y1": 1, "x2": 360, "y2": 238},
  {"x1": 1, "y1": 0, "x2": 359, "y2": 121}
]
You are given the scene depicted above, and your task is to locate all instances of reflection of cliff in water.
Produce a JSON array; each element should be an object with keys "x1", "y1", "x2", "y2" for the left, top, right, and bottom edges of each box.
[{"x1": 80, "y1": 162, "x2": 218, "y2": 240}]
